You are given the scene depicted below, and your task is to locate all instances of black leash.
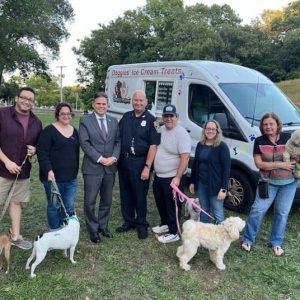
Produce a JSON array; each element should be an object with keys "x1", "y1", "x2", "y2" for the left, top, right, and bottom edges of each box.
[{"x1": 50, "y1": 181, "x2": 69, "y2": 219}]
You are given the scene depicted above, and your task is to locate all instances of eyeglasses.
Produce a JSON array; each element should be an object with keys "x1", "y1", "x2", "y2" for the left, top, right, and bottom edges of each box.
[
  {"x1": 19, "y1": 95, "x2": 35, "y2": 103},
  {"x1": 163, "y1": 114, "x2": 175, "y2": 118},
  {"x1": 59, "y1": 112, "x2": 73, "y2": 117},
  {"x1": 205, "y1": 127, "x2": 217, "y2": 132}
]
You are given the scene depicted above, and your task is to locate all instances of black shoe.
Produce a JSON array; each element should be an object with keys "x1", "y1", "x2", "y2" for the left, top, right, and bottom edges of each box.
[
  {"x1": 99, "y1": 228, "x2": 113, "y2": 238},
  {"x1": 116, "y1": 223, "x2": 136, "y2": 233},
  {"x1": 137, "y1": 227, "x2": 148, "y2": 240},
  {"x1": 90, "y1": 232, "x2": 101, "y2": 243}
]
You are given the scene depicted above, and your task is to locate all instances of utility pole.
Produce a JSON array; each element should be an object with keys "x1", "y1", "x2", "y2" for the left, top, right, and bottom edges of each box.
[{"x1": 57, "y1": 65, "x2": 66, "y2": 103}]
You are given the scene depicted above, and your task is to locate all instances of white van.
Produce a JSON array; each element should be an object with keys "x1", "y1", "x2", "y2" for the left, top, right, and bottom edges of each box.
[{"x1": 105, "y1": 60, "x2": 300, "y2": 212}]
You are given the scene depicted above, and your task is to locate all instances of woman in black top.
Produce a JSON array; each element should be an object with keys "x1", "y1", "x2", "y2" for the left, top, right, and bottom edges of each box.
[
  {"x1": 37, "y1": 103, "x2": 79, "y2": 230},
  {"x1": 189, "y1": 120, "x2": 230, "y2": 224}
]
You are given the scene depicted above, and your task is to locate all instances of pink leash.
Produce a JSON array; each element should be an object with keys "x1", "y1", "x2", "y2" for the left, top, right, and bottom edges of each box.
[{"x1": 171, "y1": 183, "x2": 215, "y2": 236}]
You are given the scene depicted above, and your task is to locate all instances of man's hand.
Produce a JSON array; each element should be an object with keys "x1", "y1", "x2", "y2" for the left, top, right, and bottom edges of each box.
[
  {"x1": 27, "y1": 145, "x2": 36, "y2": 157},
  {"x1": 100, "y1": 157, "x2": 117, "y2": 166},
  {"x1": 141, "y1": 167, "x2": 150, "y2": 180},
  {"x1": 5, "y1": 160, "x2": 21, "y2": 174},
  {"x1": 171, "y1": 176, "x2": 180, "y2": 187}
]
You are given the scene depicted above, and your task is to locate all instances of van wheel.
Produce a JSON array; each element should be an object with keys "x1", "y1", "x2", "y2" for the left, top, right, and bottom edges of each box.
[{"x1": 225, "y1": 169, "x2": 254, "y2": 212}]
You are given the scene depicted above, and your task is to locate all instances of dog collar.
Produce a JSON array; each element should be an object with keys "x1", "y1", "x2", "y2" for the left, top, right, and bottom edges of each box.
[{"x1": 66, "y1": 215, "x2": 79, "y2": 222}]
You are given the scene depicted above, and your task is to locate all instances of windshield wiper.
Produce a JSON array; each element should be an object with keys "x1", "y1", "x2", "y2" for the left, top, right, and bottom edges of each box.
[
  {"x1": 283, "y1": 122, "x2": 300, "y2": 126},
  {"x1": 244, "y1": 116, "x2": 260, "y2": 126}
]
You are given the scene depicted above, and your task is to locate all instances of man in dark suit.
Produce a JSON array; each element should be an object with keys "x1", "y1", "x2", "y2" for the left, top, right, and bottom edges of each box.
[{"x1": 79, "y1": 92, "x2": 120, "y2": 243}]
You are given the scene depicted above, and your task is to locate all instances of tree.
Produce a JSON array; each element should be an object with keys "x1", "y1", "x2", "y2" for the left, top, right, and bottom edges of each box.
[
  {"x1": 0, "y1": 79, "x2": 19, "y2": 105},
  {"x1": 0, "y1": 0, "x2": 74, "y2": 83},
  {"x1": 25, "y1": 75, "x2": 60, "y2": 107},
  {"x1": 254, "y1": 0, "x2": 300, "y2": 80},
  {"x1": 74, "y1": 0, "x2": 244, "y2": 88}
]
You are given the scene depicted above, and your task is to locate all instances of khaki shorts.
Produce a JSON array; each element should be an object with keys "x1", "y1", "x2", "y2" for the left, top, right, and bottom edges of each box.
[{"x1": 0, "y1": 177, "x2": 31, "y2": 205}]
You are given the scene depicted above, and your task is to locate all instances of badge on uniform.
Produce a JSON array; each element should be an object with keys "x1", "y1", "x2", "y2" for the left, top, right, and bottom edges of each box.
[{"x1": 141, "y1": 120, "x2": 146, "y2": 127}]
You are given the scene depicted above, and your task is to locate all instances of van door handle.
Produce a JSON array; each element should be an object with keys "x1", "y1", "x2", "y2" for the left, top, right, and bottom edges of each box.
[{"x1": 185, "y1": 128, "x2": 191, "y2": 133}]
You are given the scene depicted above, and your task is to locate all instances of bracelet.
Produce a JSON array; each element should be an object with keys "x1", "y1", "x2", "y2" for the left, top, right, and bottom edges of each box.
[{"x1": 144, "y1": 163, "x2": 150, "y2": 169}]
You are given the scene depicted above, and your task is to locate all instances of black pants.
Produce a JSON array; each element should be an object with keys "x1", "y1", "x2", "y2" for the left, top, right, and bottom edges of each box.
[
  {"x1": 118, "y1": 156, "x2": 150, "y2": 228},
  {"x1": 152, "y1": 174, "x2": 187, "y2": 234}
]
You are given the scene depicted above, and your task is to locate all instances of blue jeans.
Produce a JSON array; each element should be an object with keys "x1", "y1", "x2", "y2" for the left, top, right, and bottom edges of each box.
[
  {"x1": 197, "y1": 183, "x2": 224, "y2": 224},
  {"x1": 43, "y1": 179, "x2": 78, "y2": 230},
  {"x1": 243, "y1": 180, "x2": 297, "y2": 247}
]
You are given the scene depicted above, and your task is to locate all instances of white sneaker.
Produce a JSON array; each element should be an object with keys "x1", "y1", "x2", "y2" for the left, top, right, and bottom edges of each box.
[
  {"x1": 157, "y1": 233, "x2": 180, "y2": 244},
  {"x1": 152, "y1": 225, "x2": 169, "y2": 234}
]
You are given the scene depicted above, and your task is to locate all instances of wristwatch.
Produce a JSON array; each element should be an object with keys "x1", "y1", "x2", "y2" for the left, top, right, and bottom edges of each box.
[{"x1": 221, "y1": 189, "x2": 227, "y2": 193}]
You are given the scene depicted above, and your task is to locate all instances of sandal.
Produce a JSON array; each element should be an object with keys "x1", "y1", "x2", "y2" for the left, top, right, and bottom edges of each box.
[
  {"x1": 273, "y1": 246, "x2": 284, "y2": 257},
  {"x1": 241, "y1": 243, "x2": 251, "y2": 252}
]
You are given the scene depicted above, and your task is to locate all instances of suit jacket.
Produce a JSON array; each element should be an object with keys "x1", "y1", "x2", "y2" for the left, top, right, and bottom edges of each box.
[{"x1": 79, "y1": 112, "x2": 120, "y2": 175}]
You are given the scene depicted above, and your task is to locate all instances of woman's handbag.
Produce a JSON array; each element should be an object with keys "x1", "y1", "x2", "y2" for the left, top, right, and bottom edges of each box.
[{"x1": 258, "y1": 179, "x2": 269, "y2": 199}]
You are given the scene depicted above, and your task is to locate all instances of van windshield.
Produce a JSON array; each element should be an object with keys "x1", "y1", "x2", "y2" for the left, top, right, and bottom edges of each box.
[{"x1": 220, "y1": 83, "x2": 300, "y2": 126}]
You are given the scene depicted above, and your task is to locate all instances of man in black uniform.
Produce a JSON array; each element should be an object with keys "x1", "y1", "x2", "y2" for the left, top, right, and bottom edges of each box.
[{"x1": 116, "y1": 90, "x2": 160, "y2": 239}]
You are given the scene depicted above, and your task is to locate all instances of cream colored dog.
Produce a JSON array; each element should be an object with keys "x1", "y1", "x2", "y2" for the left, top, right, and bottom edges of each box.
[
  {"x1": 184, "y1": 198, "x2": 200, "y2": 221},
  {"x1": 176, "y1": 217, "x2": 245, "y2": 271},
  {"x1": 283, "y1": 130, "x2": 300, "y2": 179}
]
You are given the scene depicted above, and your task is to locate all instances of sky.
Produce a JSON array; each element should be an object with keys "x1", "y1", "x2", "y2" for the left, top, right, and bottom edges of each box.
[{"x1": 51, "y1": 0, "x2": 292, "y2": 86}]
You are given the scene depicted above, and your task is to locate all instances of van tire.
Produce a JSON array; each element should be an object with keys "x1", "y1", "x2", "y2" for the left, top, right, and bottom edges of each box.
[{"x1": 225, "y1": 169, "x2": 255, "y2": 212}]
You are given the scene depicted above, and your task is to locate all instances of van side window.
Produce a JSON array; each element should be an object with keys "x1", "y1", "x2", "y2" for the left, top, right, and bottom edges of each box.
[
  {"x1": 189, "y1": 84, "x2": 224, "y2": 125},
  {"x1": 157, "y1": 82, "x2": 173, "y2": 110},
  {"x1": 188, "y1": 84, "x2": 246, "y2": 141},
  {"x1": 145, "y1": 81, "x2": 156, "y2": 108},
  {"x1": 145, "y1": 81, "x2": 173, "y2": 111}
]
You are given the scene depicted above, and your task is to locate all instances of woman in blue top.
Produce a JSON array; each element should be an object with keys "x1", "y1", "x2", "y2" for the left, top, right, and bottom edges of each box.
[
  {"x1": 242, "y1": 112, "x2": 296, "y2": 256},
  {"x1": 37, "y1": 103, "x2": 79, "y2": 230},
  {"x1": 189, "y1": 120, "x2": 230, "y2": 224}
]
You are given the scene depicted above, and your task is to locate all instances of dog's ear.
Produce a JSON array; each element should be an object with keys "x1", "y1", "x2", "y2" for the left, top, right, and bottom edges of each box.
[{"x1": 224, "y1": 222, "x2": 240, "y2": 240}]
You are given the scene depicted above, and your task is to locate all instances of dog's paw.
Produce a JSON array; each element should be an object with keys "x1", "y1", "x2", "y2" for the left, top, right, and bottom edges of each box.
[
  {"x1": 216, "y1": 264, "x2": 226, "y2": 270},
  {"x1": 70, "y1": 260, "x2": 77, "y2": 264},
  {"x1": 25, "y1": 265, "x2": 30, "y2": 270},
  {"x1": 5, "y1": 270, "x2": 9, "y2": 274},
  {"x1": 30, "y1": 273, "x2": 36, "y2": 278},
  {"x1": 180, "y1": 264, "x2": 191, "y2": 271}
]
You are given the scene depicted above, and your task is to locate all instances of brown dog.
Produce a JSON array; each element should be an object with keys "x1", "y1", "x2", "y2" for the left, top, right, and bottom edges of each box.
[{"x1": 0, "y1": 234, "x2": 11, "y2": 274}]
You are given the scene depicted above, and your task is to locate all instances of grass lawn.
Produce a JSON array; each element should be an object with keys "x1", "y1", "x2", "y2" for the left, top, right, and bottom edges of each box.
[
  {"x1": 1, "y1": 112, "x2": 300, "y2": 300},
  {"x1": 277, "y1": 78, "x2": 300, "y2": 106}
]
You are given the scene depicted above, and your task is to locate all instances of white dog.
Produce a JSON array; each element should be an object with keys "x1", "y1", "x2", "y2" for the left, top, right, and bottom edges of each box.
[
  {"x1": 184, "y1": 198, "x2": 201, "y2": 221},
  {"x1": 25, "y1": 215, "x2": 80, "y2": 278},
  {"x1": 176, "y1": 217, "x2": 245, "y2": 271},
  {"x1": 283, "y1": 129, "x2": 300, "y2": 179}
]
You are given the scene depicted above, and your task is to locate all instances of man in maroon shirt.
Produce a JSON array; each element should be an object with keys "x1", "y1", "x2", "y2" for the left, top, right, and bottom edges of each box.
[{"x1": 0, "y1": 87, "x2": 42, "y2": 250}]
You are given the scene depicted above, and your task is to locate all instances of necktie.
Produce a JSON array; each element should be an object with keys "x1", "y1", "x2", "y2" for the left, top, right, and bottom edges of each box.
[{"x1": 99, "y1": 118, "x2": 107, "y2": 139}]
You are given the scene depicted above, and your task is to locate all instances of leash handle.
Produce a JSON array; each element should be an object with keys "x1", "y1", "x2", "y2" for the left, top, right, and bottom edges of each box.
[{"x1": 170, "y1": 183, "x2": 215, "y2": 221}]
